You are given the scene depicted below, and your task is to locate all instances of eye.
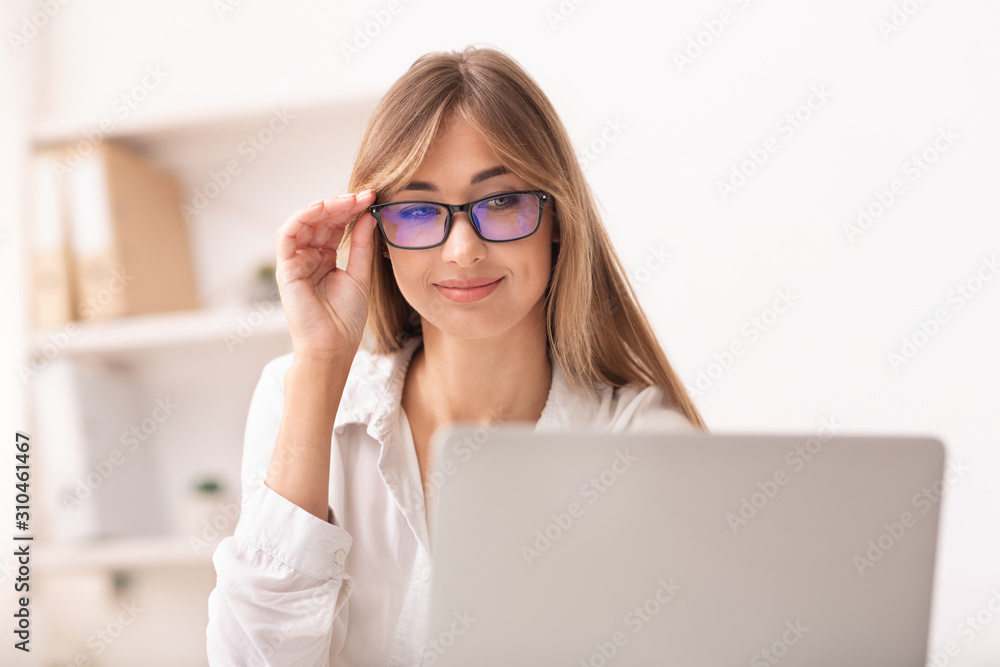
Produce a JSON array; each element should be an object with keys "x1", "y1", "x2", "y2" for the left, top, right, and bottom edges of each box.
[
  {"x1": 397, "y1": 204, "x2": 440, "y2": 220},
  {"x1": 485, "y1": 194, "x2": 519, "y2": 210}
]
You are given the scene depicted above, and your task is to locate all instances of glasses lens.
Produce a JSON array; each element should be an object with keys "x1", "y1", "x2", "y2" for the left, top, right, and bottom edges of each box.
[
  {"x1": 472, "y1": 193, "x2": 540, "y2": 241},
  {"x1": 379, "y1": 202, "x2": 448, "y2": 248}
]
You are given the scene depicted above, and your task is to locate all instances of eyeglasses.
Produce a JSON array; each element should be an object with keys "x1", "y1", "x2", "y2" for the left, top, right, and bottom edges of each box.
[{"x1": 369, "y1": 190, "x2": 551, "y2": 250}]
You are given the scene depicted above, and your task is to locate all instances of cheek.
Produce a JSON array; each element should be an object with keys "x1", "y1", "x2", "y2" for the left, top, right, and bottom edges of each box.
[
  {"x1": 515, "y1": 245, "x2": 555, "y2": 294},
  {"x1": 389, "y1": 257, "x2": 426, "y2": 301}
]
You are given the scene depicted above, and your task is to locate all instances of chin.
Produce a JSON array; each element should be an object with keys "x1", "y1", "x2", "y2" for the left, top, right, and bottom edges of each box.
[{"x1": 437, "y1": 313, "x2": 512, "y2": 340}]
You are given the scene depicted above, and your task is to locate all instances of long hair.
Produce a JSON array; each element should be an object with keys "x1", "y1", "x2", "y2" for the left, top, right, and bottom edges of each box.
[{"x1": 339, "y1": 45, "x2": 706, "y2": 430}]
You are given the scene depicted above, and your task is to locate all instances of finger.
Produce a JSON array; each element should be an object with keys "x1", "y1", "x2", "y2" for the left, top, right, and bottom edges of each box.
[
  {"x1": 344, "y1": 211, "x2": 378, "y2": 287},
  {"x1": 310, "y1": 213, "x2": 348, "y2": 250},
  {"x1": 277, "y1": 203, "x2": 325, "y2": 260},
  {"x1": 276, "y1": 195, "x2": 363, "y2": 260},
  {"x1": 316, "y1": 220, "x2": 347, "y2": 257},
  {"x1": 307, "y1": 245, "x2": 341, "y2": 283},
  {"x1": 311, "y1": 191, "x2": 376, "y2": 248}
]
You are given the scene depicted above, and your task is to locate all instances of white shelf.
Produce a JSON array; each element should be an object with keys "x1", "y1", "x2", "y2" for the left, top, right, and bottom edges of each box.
[
  {"x1": 31, "y1": 90, "x2": 382, "y2": 149},
  {"x1": 34, "y1": 535, "x2": 221, "y2": 574},
  {"x1": 29, "y1": 302, "x2": 289, "y2": 357}
]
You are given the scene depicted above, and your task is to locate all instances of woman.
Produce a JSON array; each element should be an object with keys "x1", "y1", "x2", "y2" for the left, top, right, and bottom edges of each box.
[{"x1": 207, "y1": 45, "x2": 706, "y2": 666}]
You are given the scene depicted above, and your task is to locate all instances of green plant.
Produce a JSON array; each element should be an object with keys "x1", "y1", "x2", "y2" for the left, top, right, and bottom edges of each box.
[{"x1": 194, "y1": 478, "x2": 223, "y2": 495}]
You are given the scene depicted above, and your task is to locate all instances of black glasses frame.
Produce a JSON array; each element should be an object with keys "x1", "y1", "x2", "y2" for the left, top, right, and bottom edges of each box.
[{"x1": 369, "y1": 189, "x2": 551, "y2": 250}]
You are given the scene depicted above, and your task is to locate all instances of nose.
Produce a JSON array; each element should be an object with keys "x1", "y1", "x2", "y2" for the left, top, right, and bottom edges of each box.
[{"x1": 440, "y1": 210, "x2": 487, "y2": 263}]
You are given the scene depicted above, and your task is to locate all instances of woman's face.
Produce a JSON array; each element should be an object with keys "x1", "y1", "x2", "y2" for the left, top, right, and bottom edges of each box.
[{"x1": 385, "y1": 113, "x2": 560, "y2": 340}]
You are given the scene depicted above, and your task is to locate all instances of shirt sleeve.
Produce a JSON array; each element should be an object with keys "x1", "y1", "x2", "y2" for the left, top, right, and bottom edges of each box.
[{"x1": 207, "y1": 355, "x2": 354, "y2": 666}]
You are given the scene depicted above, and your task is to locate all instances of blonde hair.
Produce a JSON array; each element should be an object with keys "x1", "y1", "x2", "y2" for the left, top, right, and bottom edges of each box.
[{"x1": 340, "y1": 45, "x2": 706, "y2": 430}]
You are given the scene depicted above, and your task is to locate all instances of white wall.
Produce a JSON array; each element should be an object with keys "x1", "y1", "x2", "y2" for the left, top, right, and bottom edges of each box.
[{"x1": 3, "y1": 0, "x2": 998, "y2": 664}]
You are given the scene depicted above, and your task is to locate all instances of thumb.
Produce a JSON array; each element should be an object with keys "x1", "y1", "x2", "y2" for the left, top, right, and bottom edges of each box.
[{"x1": 344, "y1": 211, "x2": 378, "y2": 289}]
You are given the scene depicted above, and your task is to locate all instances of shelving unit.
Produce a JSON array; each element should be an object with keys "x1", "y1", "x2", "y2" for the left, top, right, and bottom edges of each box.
[
  {"x1": 18, "y1": 17, "x2": 385, "y2": 662},
  {"x1": 24, "y1": 98, "x2": 379, "y2": 502},
  {"x1": 29, "y1": 302, "x2": 289, "y2": 357},
  {"x1": 34, "y1": 535, "x2": 215, "y2": 574},
  {"x1": 24, "y1": 90, "x2": 382, "y2": 550}
]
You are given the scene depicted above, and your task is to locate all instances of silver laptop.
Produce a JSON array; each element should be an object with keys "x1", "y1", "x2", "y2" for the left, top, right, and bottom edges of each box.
[{"x1": 424, "y1": 427, "x2": 945, "y2": 666}]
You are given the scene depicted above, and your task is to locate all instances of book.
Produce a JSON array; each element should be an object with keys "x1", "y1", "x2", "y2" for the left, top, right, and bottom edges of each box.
[
  {"x1": 30, "y1": 148, "x2": 75, "y2": 329},
  {"x1": 29, "y1": 356, "x2": 170, "y2": 542},
  {"x1": 66, "y1": 140, "x2": 199, "y2": 322}
]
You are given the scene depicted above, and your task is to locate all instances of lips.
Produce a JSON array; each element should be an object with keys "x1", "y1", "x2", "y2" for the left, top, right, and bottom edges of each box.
[{"x1": 434, "y1": 277, "x2": 503, "y2": 289}]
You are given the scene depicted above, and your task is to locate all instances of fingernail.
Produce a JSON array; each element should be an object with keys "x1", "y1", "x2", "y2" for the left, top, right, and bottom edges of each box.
[
  {"x1": 338, "y1": 193, "x2": 356, "y2": 199},
  {"x1": 363, "y1": 188, "x2": 376, "y2": 197},
  {"x1": 308, "y1": 199, "x2": 324, "y2": 207}
]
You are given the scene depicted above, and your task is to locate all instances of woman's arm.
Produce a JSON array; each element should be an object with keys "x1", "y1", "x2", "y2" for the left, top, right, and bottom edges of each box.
[
  {"x1": 258, "y1": 189, "x2": 376, "y2": 520},
  {"x1": 207, "y1": 191, "x2": 378, "y2": 665},
  {"x1": 267, "y1": 355, "x2": 353, "y2": 521},
  {"x1": 206, "y1": 355, "x2": 355, "y2": 666}
]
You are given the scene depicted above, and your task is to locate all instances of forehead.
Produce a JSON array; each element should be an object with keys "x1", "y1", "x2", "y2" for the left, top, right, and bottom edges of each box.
[
  {"x1": 424, "y1": 113, "x2": 491, "y2": 160},
  {"x1": 414, "y1": 116, "x2": 502, "y2": 175}
]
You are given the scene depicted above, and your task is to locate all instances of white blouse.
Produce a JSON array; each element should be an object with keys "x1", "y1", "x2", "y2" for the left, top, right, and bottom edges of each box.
[{"x1": 206, "y1": 334, "x2": 697, "y2": 666}]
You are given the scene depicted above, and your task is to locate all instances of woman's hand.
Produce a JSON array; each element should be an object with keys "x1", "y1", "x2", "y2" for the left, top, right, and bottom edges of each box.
[{"x1": 275, "y1": 190, "x2": 379, "y2": 362}]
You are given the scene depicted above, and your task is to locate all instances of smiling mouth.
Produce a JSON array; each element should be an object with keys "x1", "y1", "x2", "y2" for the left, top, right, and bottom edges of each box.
[
  {"x1": 434, "y1": 277, "x2": 504, "y2": 302},
  {"x1": 434, "y1": 278, "x2": 503, "y2": 289}
]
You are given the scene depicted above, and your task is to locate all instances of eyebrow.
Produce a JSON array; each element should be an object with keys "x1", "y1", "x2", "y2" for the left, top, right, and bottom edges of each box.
[{"x1": 400, "y1": 165, "x2": 512, "y2": 192}]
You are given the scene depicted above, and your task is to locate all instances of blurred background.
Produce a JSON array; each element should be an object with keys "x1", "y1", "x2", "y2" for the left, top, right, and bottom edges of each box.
[{"x1": 0, "y1": 0, "x2": 997, "y2": 665}]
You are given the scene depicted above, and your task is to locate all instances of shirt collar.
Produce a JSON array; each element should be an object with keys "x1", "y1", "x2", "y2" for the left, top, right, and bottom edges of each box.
[
  {"x1": 332, "y1": 333, "x2": 601, "y2": 437},
  {"x1": 333, "y1": 334, "x2": 422, "y2": 437}
]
